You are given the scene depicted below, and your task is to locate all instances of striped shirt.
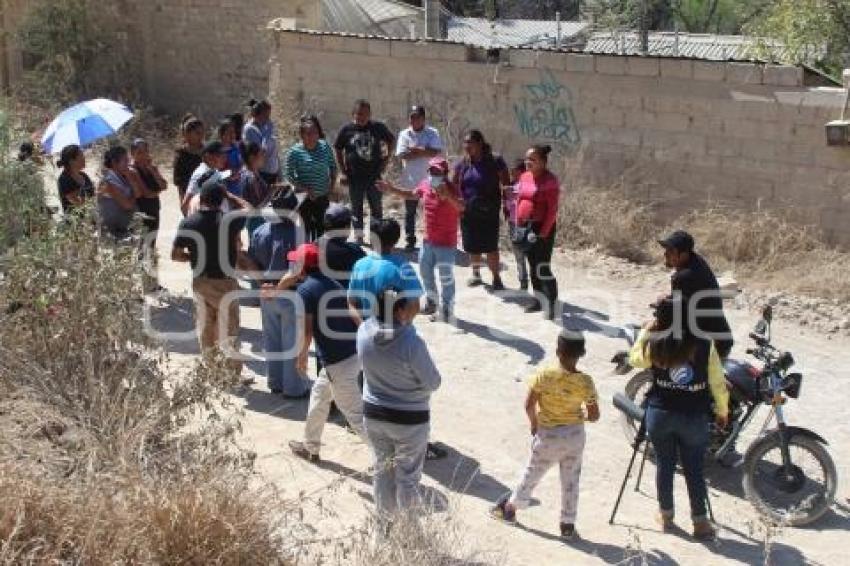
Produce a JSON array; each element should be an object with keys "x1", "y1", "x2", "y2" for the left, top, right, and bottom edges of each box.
[{"x1": 285, "y1": 140, "x2": 336, "y2": 197}]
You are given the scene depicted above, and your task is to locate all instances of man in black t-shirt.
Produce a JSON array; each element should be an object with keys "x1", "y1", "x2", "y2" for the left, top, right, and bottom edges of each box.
[
  {"x1": 333, "y1": 99, "x2": 395, "y2": 242},
  {"x1": 172, "y1": 175, "x2": 250, "y2": 374},
  {"x1": 659, "y1": 230, "x2": 734, "y2": 358}
]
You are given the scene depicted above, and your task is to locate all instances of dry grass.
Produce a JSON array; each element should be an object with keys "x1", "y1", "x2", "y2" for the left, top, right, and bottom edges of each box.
[
  {"x1": 0, "y1": 464, "x2": 287, "y2": 565},
  {"x1": 555, "y1": 186, "x2": 850, "y2": 301},
  {"x1": 556, "y1": 186, "x2": 657, "y2": 264}
]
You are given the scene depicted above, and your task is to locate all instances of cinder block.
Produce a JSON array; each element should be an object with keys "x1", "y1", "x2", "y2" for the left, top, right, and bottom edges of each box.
[
  {"x1": 508, "y1": 49, "x2": 538, "y2": 68},
  {"x1": 429, "y1": 42, "x2": 469, "y2": 62},
  {"x1": 659, "y1": 59, "x2": 693, "y2": 80},
  {"x1": 537, "y1": 51, "x2": 567, "y2": 71},
  {"x1": 595, "y1": 55, "x2": 627, "y2": 75},
  {"x1": 626, "y1": 57, "x2": 660, "y2": 77},
  {"x1": 763, "y1": 64, "x2": 803, "y2": 87},
  {"x1": 322, "y1": 34, "x2": 368, "y2": 54},
  {"x1": 298, "y1": 33, "x2": 324, "y2": 50},
  {"x1": 389, "y1": 40, "x2": 420, "y2": 59},
  {"x1": 366, "y1": 38, "x2": 391, "y2": 57},
  {"x1": 693, "y1": 61, "x2": 726, "y2": 82},
  {"x1": 655, "y1": 112, "x2": 691, "y2": 133},
  {"x1": 726, "y1": 62, "x2": 763, "y2": 85},
  {"x1": 564, "y1": 54, "x2": 595, "y2": 73}
]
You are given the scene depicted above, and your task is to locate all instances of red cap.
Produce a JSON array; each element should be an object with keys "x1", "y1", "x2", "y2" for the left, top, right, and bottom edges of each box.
[{"x1": 286, "y1": 243, "x2": 320, "y2": 274}]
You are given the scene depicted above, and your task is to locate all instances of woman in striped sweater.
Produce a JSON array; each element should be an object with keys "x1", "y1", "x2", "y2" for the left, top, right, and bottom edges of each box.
[{"x1": 285, "y1": 115, "x2": 337, "y2": 241}]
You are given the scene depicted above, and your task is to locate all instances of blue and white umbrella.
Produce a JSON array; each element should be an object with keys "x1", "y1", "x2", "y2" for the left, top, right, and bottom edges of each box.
[{"x1": 41, "y1": 98, "x2": 134, "y2": 154}]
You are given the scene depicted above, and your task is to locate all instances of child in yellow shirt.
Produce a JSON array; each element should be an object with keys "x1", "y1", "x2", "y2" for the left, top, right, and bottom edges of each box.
[{"x1": 491, "y1": 331, "x2": 599, "y2": 540}]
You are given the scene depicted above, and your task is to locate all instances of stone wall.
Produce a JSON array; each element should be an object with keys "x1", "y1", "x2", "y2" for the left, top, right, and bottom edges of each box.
[
  {"x1": 138, "y1": 0, "x2": 319, "y2": 119},
  {"x1": 1, "y1": 0, "x2": 320, "y2": 119},
  {"x1": 270, "y1": 29, "x2": 850, "y2": 245}
]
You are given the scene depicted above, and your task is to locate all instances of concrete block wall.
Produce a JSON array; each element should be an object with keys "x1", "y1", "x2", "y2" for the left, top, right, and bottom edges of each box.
[{"x1": 270, "y1": 30, "x2": 850, "y2": 245}]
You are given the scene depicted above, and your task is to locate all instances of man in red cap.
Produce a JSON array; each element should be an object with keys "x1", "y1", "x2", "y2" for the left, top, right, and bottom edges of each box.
[
  {"x1": 285, "y1": 243, "x2": 366, "y2": 463},
  {"x1": 377, "y1": 156, "x2": 464, "y2": 322}
]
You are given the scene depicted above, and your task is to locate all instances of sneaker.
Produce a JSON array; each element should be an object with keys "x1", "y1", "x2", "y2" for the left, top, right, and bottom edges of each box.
[
  {"x1": 693, "y1": 519, "x2": 716, "y2": 540},
  {"x1": 489, "y1": 494, "x2": 516, "y2": 523},
  {"x1": 426, "y1": 442, "x2": 448, "y2": 460},
  {"x1": 491, "y1": 277, "x2": 505, "y2": 291},
  {"x1": 524, "y1": 300, "x2": 542, "y2": 313},
  {"x1": 657, "y1": 511, "x2": 675, "y2": 533},
  {"x1": 421, "y1": 301, "x2": 438, "y2": 316},
  {"x1": 430, "y1": 307, "x2": 453, "y2": 323},
  {"x1": 467, "y1": 274, "x2": 484, "y2": 287},
  {"x1": 288, "y1": 440, "x2": 320, "y2": 463},
  {"x1": 560, "y1": 523, "x2": 578, "y2": 540}
]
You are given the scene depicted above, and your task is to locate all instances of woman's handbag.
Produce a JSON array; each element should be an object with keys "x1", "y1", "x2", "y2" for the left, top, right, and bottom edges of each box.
[{"x1": 511, "y1": 222, "x2": 538, "y2": 253}]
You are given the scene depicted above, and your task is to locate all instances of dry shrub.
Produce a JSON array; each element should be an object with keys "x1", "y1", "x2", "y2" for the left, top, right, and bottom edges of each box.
[
  {"x1": 681, "y1": 207, "x2": 850, "y2": 301},
  {"x1": 0, "y1": 464, "x2": 287, "y2": 565},
  {"x1": 557, "y1": 186, "x2": 656, "y2": 263},
  {"x1": 340, "y1": 510, "x2": 501, "y2": 566}
]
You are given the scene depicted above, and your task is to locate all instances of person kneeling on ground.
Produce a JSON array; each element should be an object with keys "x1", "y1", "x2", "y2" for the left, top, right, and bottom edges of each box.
[
  {"x1": 491, "y1": 330, "x2": 599, "y2": 541},
  {"x1": 359, "y1": 285, "x2": 442, "y2": 529},
  {"x1": 288, "y1": 243, "x2": 366, "y2": 463},
  {"x1": 377, "y1": 157, "x2": 464, "y2": 323}
]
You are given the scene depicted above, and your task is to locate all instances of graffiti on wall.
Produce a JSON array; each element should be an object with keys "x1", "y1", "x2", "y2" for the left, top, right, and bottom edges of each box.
[{"x1": 513, "y1": 69, "x2": 581, "y2": 150}]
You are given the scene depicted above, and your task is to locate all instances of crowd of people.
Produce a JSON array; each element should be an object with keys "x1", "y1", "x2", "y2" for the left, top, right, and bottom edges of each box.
[{"x1": 51, "y1": 96, "x2": 734, "y2": 545}]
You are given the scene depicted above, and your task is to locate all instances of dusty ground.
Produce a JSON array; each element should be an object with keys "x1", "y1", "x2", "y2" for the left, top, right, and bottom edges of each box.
[{"x1": 118, "y1": 168, "x2": 850, "y2": 565}]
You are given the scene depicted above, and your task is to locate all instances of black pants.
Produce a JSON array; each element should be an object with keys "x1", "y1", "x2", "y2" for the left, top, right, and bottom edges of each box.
[
  {"x1": 526, "y1": 229, "x2": 558, "y2": 308},
  {"x1": 404, "y1": 199, "x2": 418, "y2": 245},
  {"x1": 349, "y1": 176, "x2": 382, "y2": 234},
  {"x1": 299, "y1": 195, "x2": 330, "y2": 241}
]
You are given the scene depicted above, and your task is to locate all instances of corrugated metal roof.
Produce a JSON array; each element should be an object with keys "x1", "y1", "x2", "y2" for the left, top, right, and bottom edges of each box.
[
  {"x1": 447, "y1": 17, "x2": 589, "y2": 48},
  {"x1": 584, "y1": 31, "x2": 790, "y2": 62},
  {"x1": 321, "y1": 0, "x2": 421, "y2": 38}
]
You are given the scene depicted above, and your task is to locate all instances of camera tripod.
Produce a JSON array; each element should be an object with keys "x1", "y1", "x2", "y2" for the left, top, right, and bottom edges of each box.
[{"x1": 609, "y1": 399, "x2": 714, "y2": 525}]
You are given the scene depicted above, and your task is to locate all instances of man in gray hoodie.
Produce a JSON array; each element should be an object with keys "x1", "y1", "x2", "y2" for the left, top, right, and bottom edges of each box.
[{"x1": 357, "y1": 284, "x2": 442, "y2": 523}]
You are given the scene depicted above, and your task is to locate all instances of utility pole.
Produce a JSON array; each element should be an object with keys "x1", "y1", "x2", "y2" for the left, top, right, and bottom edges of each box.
[{"x1": 639, "y1": 0, "x2": 649, "y2": 55}]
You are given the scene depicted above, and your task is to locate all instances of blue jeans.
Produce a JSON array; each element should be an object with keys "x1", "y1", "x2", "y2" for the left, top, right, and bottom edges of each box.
[
  {"x1": 508, "y1": 222, "x2": 529, "y2": 284},
  {"x1": 419, "y1": 242, "x2": 456, "y2": 310},
  {"x1": 646, "y1": 406, "x2": 710, "y2": 520},
  {"x1": 260, "y1": 297, "x2": 310, "y2": 396}
]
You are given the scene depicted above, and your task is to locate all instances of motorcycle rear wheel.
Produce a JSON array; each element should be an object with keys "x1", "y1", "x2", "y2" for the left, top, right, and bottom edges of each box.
[{"x1": 743, "y1": 434, "x2": 837, "y2": 526}]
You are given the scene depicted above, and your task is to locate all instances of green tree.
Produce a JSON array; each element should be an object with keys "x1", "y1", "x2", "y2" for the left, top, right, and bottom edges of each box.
[{"x1": 746, "y1": 0, "x2": 850, "y2": 74}]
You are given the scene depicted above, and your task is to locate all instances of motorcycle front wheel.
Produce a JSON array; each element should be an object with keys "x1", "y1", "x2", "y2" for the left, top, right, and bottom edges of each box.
[{"x1": 743, "y1": 433, "x2": 837, "y2": 526}]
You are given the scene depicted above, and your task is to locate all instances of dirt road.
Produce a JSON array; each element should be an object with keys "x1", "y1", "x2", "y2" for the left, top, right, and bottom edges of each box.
[{"x1": 149, "y1": 181, "x2": 848, "y2": 565}]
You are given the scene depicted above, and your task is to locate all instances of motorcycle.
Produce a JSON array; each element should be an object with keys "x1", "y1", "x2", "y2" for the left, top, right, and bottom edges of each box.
[{"x1": 611, "y1": 305, "x2": 837, "y2": 526}]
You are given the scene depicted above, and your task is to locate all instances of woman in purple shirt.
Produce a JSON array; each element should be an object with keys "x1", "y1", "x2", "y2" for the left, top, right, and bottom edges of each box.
[{"x1": 452, "y1": 130, "x2": 509, "y2": 290}]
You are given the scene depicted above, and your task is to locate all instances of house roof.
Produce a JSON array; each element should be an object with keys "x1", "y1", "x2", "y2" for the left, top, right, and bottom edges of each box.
[
  {"x1": 447, "y1": 17, "x2": 589, "y2": 48},
  {"x1": 321, "y1": 0, "x2": 421, "y2": 38},
  {"x1": 584, "y1": 31, "x2": 792, "y2": 62}
]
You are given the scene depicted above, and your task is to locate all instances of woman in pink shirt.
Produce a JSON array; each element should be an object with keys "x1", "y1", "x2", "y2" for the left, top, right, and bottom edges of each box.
[{"x1": 515, "y1": 145, "x2": 560, "y2": 319}]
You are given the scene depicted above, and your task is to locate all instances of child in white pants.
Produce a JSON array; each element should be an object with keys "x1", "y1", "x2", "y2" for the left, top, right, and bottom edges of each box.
[{"x1": 491, "y1": 331, "x2": 599, "y2": 540}]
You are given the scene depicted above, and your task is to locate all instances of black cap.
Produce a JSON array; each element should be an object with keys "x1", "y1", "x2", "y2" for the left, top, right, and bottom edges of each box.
[
  {"x1": 658, "y1": 230, "x2": 694, "y2": 253},
  {"x1": 409, "y1": 105, "x2": 426, "y2": 118},
  {"x1": 202, "y1": 140, "x2": 227, "y2": 156},
  {"x1": 324, "y1": 203, "x2": 352, "y2": 229}
]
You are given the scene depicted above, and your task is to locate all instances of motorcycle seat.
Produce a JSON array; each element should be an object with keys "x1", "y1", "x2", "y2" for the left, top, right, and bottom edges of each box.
[{"x1": 724, "y1": 359, "x2": 761, "y2": 401}]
